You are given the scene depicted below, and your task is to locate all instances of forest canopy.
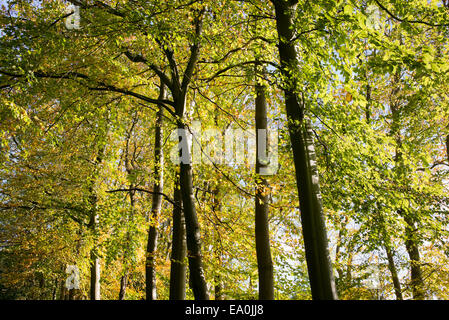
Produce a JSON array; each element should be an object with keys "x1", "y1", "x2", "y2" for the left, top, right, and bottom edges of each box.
[{"x1": 1, "y1": 0, "x2": 449, "y2": 300}]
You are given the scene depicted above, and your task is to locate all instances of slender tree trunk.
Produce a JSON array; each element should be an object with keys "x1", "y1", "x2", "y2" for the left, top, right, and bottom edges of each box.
[
  {"x1": 89, "y1": 189, "x2": 101, "y2": 301},
  {"x1": 376, "y1": 211, "x2": 403, "y2": 300},
  {"x1": 254, "y1": 71, "x2": 274, "y2": 300},
  {"x1": 68, "y1": 285, "x2": 76, "y2": 300},
  {"x1": 119, "y1": 270, "x2": 129, "y2": 300},
  {"x1": 176, "y1": 115, "x2": 209, "y2": 299},
  {"x1": 169, "y1": 177, "x2": 187, "y2": 300},
  {"x1": 179, "y1": 151, "x2": 209, "y2": 299},
  {"x1": 119, "y1": 214, "x2": 132, "y2": 299},
  {"x1": 213, "y1": 244, "x2": 223, "y2": 299},
  {"x1": 390, "y1": 101, "x2": 425, "y2": 300},
  {"x1": 146, "y1": 83, "x2": 166, "y2": 300},
  {"x1": 119, "y1": 215, "x2": 132, "y2": 300},
  {"x1": 212, "y1": 186, "x2": 224, "y2": 300},
  {"x1": 210, "y1": 109, "x2": 225, "y2": 301},
  {"x1": 68, "y1": 226, "x2": 83, "y2": 300},
  {"x1": 384, "y1": 243, "x2": 403, "y2": 300},
  {"x1": 334, "y1": 216, "x2": 348, "y2": 285},
  {"x1": 156, "y1": 8, "x2": 207, "y2": 300},
  {"x1": 59, "y1": 279, "x2": 68, "y2": 300},
  {"x1": 404, "y1": 214, "x2": 425, "y2": 299},
  {"x1": 88, "y1": 123, "x2": 108, "y2": 300},
  {"x1": 120, "y1": 114, "x2": 140, "y2": 300},
  {"x1": 52, "y1": 278, "x2": 58, "y2": 300},
  {"x1": 362, "y1": 64, "x2": 403, "y2": 300},
  {"x1": 374, "y1": 210, "x2": 403, "y2": 300},
  {"x1": 90, "y1": 248, "x2": 101, "y2": 300},
  {"x1": 365, "y1": 83, "x2": 371, "y2": 124},
  {"x1": 271, "y1": 0, "x2": 337, "y2": 300},
  {"x1": 213, "y1": 239, "x2": 223, "y2": 301},
  {"x1": 445, "y1": 134, "x2": 449, "y2": 169}
]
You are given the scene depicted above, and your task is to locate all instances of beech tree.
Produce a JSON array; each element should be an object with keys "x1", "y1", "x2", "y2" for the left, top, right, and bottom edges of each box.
[{"x1": 1, "y1": 0, "x2": 449, "y2": 301}]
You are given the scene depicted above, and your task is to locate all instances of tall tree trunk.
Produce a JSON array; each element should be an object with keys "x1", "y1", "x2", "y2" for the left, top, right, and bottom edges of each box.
[
  {"x1": 88, "y1": 121, "x2": 108, "y2": 300},
  {"x1": 365, "y1": 82, "x2": 371, "y2": 124},
  {"x1": 146, "y1": 83, "x2": 166, "y2": 300},
  {"x1": 390, "y1": 101, "x2": 425, "y2": 300},
  {"x1": 271, "y1": 0, "x2": 337, "y2": 300},
  {"x1": 119, "y1": 197, "x2": 133, "y2": 300},
  {"x1": 59, "y1": 279, "x2": 68, "y2": 300},
  {"x1": 176, "y1": 117, "x2": 209, "y2": 299},
  {"x1": 171, "y1": 73, "x2": 209, "y2": 298},
  {"x1": 155, "y1": 8, "x2": 207, "y2": 300},
  {"x1": 334, "y1": 215, "x2": 348, "y2": 287},
  {"x1": 213, "y1": 235, "x2": 223, "y2": 301},
  {"x1": 404, "y1": 213, "x2": 425, "y2": 299},
  {"x1": 212, "y1": 185, "x2": 224, "y2": 300},
  {"x1": 120, "y1": 113, "x2": 140, "y2": 300},
  {"x1": 89, "y1": 191, "x2": 101, "y2": 300},
  {"x1": 119, "y1": 221, "x2": 132, "y2": 300},
  {"x1": 119, "y1": 270, "x2": 129, "y2": 300},
  {"x1": 169, "y1": 177, "x2": 187, "y2": 300},
  {"x1": 363, "y1": 66, "x2": 403, "y2": 299},
  {"x1": 377, "y1": 210, "x2": 403, "y2": 300},
  {"x1": 179, "y1": 144, "x2": 209, "y2": 299},
  {"x1": 69, "y1": 226, "x2": 83, "y2": 300},
  {"x1": 90, "y1": 246, "x2": 101, "y2": 300},
  {"x1": 254, "y1": 70, "x2": 274, "y2": 300},
  {"x1": 384, "y1": 242, "x2": 403, "y2": 300},
  {"x1": 446, "y1": 134, "x2": 449, "y2": 163},
  {"x1": 52, "y1": 278, "x2": 58, "y2": 300}
]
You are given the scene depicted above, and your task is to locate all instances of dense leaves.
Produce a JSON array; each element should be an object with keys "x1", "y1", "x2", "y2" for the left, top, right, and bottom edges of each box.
[{"x1": 1, "y1": 0, "x2": 449, "y2": 300}]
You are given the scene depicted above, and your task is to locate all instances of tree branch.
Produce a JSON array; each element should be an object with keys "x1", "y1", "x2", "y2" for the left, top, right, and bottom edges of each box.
[
  {"x1": 107, "y1": 188, "x2": 177, "y2": 207},
  {"x1": 122, "y1": 50, "x2": 174, "y2": 91},
  {"x1": 88, "y1": 83, "x2": 176, "y2": 117},
  {"x1": 202, "y1": 60, "x2": 278, "y2": 82},
  {"x1": 181, "y1": 8, "x2": 205, "y2": 95},
  {"x1": 374, "y1": 0, "x2": 449, "y2": 27},
  {"x1": 0, "y1": 68, "x2": 176, "y2": 117}
]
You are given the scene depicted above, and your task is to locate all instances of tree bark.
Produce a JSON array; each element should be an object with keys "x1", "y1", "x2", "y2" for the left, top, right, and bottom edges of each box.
[
  {"x1": 271, "y1": 0, "x2": 337, "y2": 300},
  {"x1": 174, "y1": 101, "x2": 209, "y2": 299},
  {"x1": 211, "y1": 184, "x2": 224, "y2": 300},
  {"x1": 446, "y1": 134, "x2": 449, "y2": 163},
  {"x1": 390, "y1": 100, "x2": 425, "y2": 300},
  {"x1": 88, "y1": 121, "x2": 108, "y2": 300},
  {"x1": 362, "y1": 60, "x2": 403, "y2": 300},
  {"x1": 146, "y1": 83, "x2": 166, "y2": 300},
  {"x1": 59, "y1": 279, "x2": 67, "y2": 300},
  {"x1": 119, "y1": 218, "x2": 132, "y2": 299},
  {"x1": 384, "y1": 242, "x2": 403, "y2": 300},
  {"x1": 404, "y1": 213, "x2": 425, "y2": 300},
  {"x1": 88, "y1": 173, "x2": 101, "y2": 301},
  {"x1": 156, "y1": 7, "x2": 208, "y2": 300},
  {"x1": 169, "y1": 177, "x2": 187, "y2": 300},
  {"x1": 68, "y1": 227, "x2": 84, "y2": 300},
  {"x1": 90, "y1": 247, "x2": 101, "y2": 300},
  {"x1": 377, "y1": 210, "x2": 403, "y2": 300},
  {"x1": 254, "y1": 71, "x2": 274, "y2": 300},
  {"x1": 119, "y1": 219, "x2": 132, "y2": 300},
  {"x1": 89, "y1": 187, "x2": 101, "y2": 301},
  {"x1": 52, "y1": 278, "x2": 58, "y2": 300},
  {"x1": 119, "y1": 270, "x2": 129, "y2": 300},
  {"x1": 178, "y1": 134, "x2": 209, "y2": 299}
]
